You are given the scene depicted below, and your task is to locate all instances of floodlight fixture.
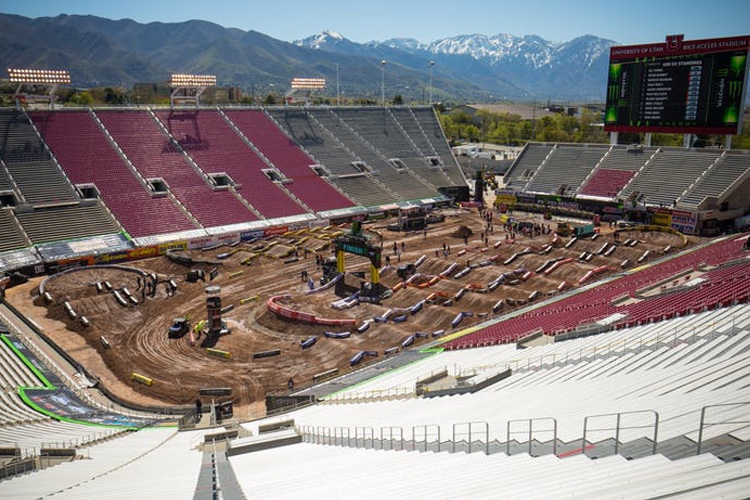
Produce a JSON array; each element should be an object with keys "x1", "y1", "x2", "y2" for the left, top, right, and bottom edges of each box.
[
  {"x1": 168, "y1": 73, "x2": 217, "y2": 108},
  {"x1": 286, "y1": 78, "x2": 327, "y2": 106},
  {"x1": 168, "y1": 73, "x2": 217, "y2": 87},
  {"x1": 290, "y1": 78, "x2": 326, "y2": 90},
  {"x1": 7, "y1": 68, "x2": 71, "y2": 84},
  {"x1": 7, "y1": 68, "x2": 71, "y2": 108}
]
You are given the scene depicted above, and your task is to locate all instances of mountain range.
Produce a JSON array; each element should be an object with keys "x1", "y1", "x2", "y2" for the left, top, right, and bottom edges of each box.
[{"x1": 0, "y1": 13, "x2": 617, "y2": 102}]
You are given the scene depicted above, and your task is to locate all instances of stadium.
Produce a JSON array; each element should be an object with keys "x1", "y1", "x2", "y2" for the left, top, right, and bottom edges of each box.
[{"x1": 1, "y1": 33, "x2": 750, "y2": 498}]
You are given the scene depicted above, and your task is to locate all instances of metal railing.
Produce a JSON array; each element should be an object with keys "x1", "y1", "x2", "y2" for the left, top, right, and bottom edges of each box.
[
  {"x1": 582, "y1": 410, "x2": 659, "y2": 457},
  {"x1": 507, "y1": 417, "x2": 558, "y2": 456},
  {"x1": 697, "y1": 402, "x2": 750, "y2": 455}
]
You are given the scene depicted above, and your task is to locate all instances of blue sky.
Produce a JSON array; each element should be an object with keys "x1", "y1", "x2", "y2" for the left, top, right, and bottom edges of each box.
[{"x1": 3, "y1": 0, "x2": 749, "y2": 45}]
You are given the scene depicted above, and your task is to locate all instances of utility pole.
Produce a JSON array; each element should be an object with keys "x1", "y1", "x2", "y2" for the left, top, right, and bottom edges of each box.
[{"x1": 381, "y1": 60, "x2": 386, "y2": 107}]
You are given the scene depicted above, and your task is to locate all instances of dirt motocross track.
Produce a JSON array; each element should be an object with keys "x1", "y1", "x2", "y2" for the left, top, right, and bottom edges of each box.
[{"x1": 8, "y1": 208, "x2": 692, "y2": 417}]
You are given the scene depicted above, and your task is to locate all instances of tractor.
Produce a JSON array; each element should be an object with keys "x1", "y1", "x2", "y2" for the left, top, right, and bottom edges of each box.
[{"x1": 168, "y1": 317, "x2": 190, "y2": 338}]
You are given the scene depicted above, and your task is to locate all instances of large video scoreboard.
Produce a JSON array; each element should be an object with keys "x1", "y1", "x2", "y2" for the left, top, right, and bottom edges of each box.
[{"x1": 604, "y1": 35, "x2": 749, "y2": 135}]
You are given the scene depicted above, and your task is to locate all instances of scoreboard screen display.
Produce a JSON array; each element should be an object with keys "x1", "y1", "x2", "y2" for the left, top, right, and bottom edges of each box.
[{"x1": 604, "y1": 35, "x2": 749, "y2": 135}]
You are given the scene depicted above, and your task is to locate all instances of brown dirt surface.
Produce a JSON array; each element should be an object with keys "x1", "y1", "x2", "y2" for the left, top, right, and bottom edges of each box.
[{"x1": 6, "y1": 209, "x2": 698, "y2": 415}]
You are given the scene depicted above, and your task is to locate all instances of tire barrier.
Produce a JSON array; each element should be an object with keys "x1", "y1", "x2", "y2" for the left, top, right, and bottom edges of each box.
[
  {"x1": 79, "y1": 316, "x2": 90, "y2": 327},
  {"x1": 453, "y1": 267, "x2": 472, "y2": 279},
  {"x1": 544, "y1": 257, "x2": 574, "y2": 276},
  {"x1": 454, "y1": 288, "x2": 466, "y2": 302},
  {"x1": 565, "y1": 237, "x2": 578, "y2": 249},
  {"x1": 494, "y1": 240, "x2": 503, "y2": 249},
  {"x1": 104, "y1": 281, "x2": 113, "y2": 291},
  {"x1": 578, "y1": 265, "x2": 611, "y2": 285},
  {"x1": 414, "y1": 332, "x2": 429, "y2": 339},
  {"x1": 521, "y1": 271, "x2": 533, "y2": 281},
  {"x1": 63, "y1": 301, "x2": 77, "y2": 320},
  {"x1": 207, "y1": 348, "x2": 231, "y2": 359},
  {"x1": 442, "y1": 299, "x2": 453, "y2": 307},
  {"x1": 557, "y1": 281, "x2": 569, "y2": 291},
  {"x1": 304, "y1": 273, "x2": 342, "y2": 295},
  {"x1": 228, "y1": 270, "x2": 244, "y2": 279},
  {"x1": 391, "y1": 282, "x2": 404, "y2": 293},
  {"x1": 100, "y1": 336, "x2": 110, "y2": 349},
  {"x1": 621, "y1": 259, "x2": 631, "y2": 268},
  {"x1": 95, "y1": 282, "x2": 103, "y2": 294},
  {"x1": 540, "y1": 244, "x2": 553, "y2": 254},
  {"x1": 112, "y1": 290, "x2": 128, "y2": 307},
  {"x1": 597, "y1": 242, "x2": 611, "y2": 255},
  {"x1": 637, "y1": 250, "x2": 651, "y2": 263},
  {"x1": 168, "y1": 279, "x2": 178, "y2": 292},
  {"x1": 324, "y1": 331, "x2": 351, "y2": 339},
  {"x1": 401, "y1": 335, "x2": 415, "y2": 348},
  {"x1": 253, "y1": 349, "x2": 281, "y2": 359},
  {"x1": 357, "y1": 320, "x2": 372, "y2": 334},
  {"x1": 383, "y1": 346, "x2": 399, "y2": 355},
  {"x1": 42, "y1": 291, "x2": 53, "y2": 304},
  {"x1": 528, "y1": 290, "x2": 540, "y2": 302},
  {"x1": 220, "y1": 304, "x2": 234, "y2": 314},
  {"x1": 350, "y1": 351, "x2": 365, "y2": 366},
  {"x1": 312, "y1": 368, "x2": 338, "y2": 382},
  {"x1": 439, "y1": 263, "x2": 457, "y2": 277},
  {"x1": 267, "y1": 294, "x2": 356, "y2": 326},
  {"x1": 432, "y1": 330, "x2": 445, "y2": 338},
  {"x1": 451, "y1": 312, "x2": 465, "y2": 328},
  {"x1": 410, "y1": 301, "x2": 424, "y2": 315},
  {"x1": 492, "y1": 299, "x2": 504, "y2": 313},
  {"x1": 240, "y1": 295, "x2": 259, "y2": 305},
  {"x1": 332, "y1": 293, "x2": 359, "y2": 310},
  {"x1": 131, "y1": 373, "x2": 153, "y2": 386},
  {"x1": 392, "y1": 314, "x2": 408, "y2": 323},
  {"x1": 663, "y1": 245, "x2": 672, "y2": 254},
  {"x1": 301, "y1": 336, "x2": 317, "y2": 349},
  {"x1": 604, "y1": 245, "x2": 617, "y2": 257},
  {"x1": 457, "y1": 249, "x2": 467, "y2": 257},
  {"x1": 414, "y1": 255, "x2": 426, "y2": 268}
]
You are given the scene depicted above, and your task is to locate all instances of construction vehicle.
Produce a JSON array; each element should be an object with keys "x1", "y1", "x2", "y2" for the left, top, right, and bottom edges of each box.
[
  {"x1": 556, "y1": 222, "x2": 573, "y2": 237},
  {"x1": 168, "y1": 317, "x2": 190, "y2": 338}
]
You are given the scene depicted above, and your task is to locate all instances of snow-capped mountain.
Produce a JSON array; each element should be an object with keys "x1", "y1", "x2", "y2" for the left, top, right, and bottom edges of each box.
[{"x1": 296, "y1": 31, "x2": 617, "y2": 100}]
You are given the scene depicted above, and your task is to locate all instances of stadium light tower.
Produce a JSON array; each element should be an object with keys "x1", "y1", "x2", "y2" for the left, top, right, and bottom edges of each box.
[
  {"x1": 286, "y1": 78, "x2": 326, "y2": 106},
  {"x1": 335, "y1": 63, "x2": 340, "y2": 106},
  {"x1": 381, "y1": 60, "x2": 387, "y2": 107},
  {"x1": 428, "y1": 60, "x2": 435, "y2": 105},
  {"x1": 7, "y1": 68, "x2": 71, "y2": 108},
  {"x1": 168, "y1": 73, "x2": 216, "y2": 108}
]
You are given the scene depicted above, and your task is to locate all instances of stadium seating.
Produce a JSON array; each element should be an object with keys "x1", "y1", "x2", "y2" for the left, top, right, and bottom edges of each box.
[
  {"x1": 230, "y1": 442, "x2": 750, "y2": 498},
  {"x1": 223, "y1": 110, "x2": 354, "y2": 212},
  {"x1": 444, "y1": 234, "x2": 749, "y2": 348},
  {"x1": 0, "y1": 110, "x2": 78, "y2": 205},
  {"x1": 153, "y1": 110, "x2": 306, "y2": 220},
  {"x1": 96, "y1": 110, "x2": 258, "y2": 228},
  {"x1": 310, "y1": 109, "x2": 439, "y2": 201},
  {"x1": 14, "y1": 203, "x2": 121, "y2": 245},
  {"x1": 578, "y1": 168, "x2": 636, "y2": 198},
  {"x1": 410, "y1": 107, "x2": 466, "y2": 186},
  {"x1": 28, "y1": 111, "x2": 196, "y2": 238},
  {"x1": 0, "y1": 209, "x2": 28, "y2": 253},
  {"x1": 619, "y1": 149, "x2": 721, "y2": 207},
  {"x1": 679, "y1": 150, "x2": 750, "y2": 209},
  {"x1": 504, "y1": 143, "x2": 555, "y2": 189},
  {"x1": 265, "y1": 108, "x2": 399, "y2": 206},
  {"x1": 524, "y1": 144, "x2": 608, "y2": 195}
]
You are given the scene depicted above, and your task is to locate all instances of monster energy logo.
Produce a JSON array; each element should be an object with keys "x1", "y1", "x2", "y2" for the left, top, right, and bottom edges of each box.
[{"x1": 728, "y1": 80, "x2": 742, "y2": 100}]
